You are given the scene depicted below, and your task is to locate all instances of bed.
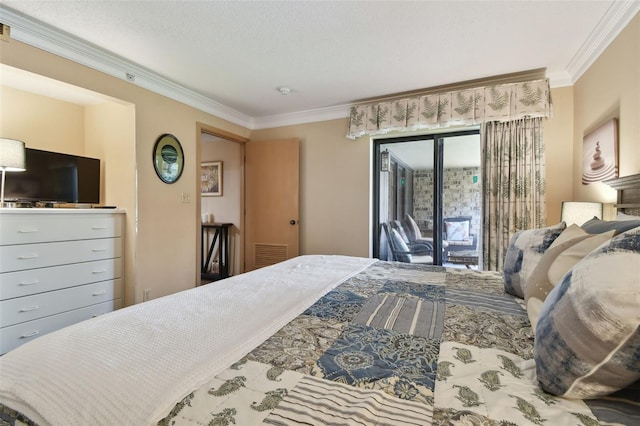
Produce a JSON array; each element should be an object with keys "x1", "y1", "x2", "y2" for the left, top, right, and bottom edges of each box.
[{"x1": 1, "y1": 178, "x2": 639, "y2": 425}]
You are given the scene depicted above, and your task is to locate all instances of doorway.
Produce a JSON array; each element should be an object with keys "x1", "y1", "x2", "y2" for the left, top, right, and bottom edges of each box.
[
  {"x1": 197, "y1": 124, "x2": 248, "y2": 284},
  {"x1": 196, "y1": 126, "x2": 301, "y2": 283},
  {"x1": 373, "y1": 129, "x2": 482, "y2": 267}
]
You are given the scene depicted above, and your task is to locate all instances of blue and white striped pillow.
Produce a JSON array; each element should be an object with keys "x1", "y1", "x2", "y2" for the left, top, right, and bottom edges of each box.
[
  {"x1": 503, "y1": 222, "x2": 566, "y2": 298},
  {"x1": 535, "y1": 226, "x2": 640, "y2": 399}
]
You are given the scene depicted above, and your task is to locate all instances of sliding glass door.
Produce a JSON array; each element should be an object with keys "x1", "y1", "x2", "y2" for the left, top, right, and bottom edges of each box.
[
  {"x1": 373, "y1": 129, "x2": 481, "y2": 267},
  {"x1": 441, "y1": 133, "x2": 483, "y2": 268}
]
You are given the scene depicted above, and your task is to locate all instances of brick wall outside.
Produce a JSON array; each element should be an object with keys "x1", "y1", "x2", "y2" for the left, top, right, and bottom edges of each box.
[{"x1": 413, "y1": 167, "x2": 481, "y2": 235}]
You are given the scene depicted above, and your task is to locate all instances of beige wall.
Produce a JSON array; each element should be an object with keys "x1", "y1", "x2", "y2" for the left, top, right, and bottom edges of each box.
[
  {"x1": 544, "y1": 86, "x2": 574, "y2": 223},
  {"x1": 573, "y1": 13, "x2": 640, "y2": 205},
  {"x1": 1, "y1": 86, "x2": 85, "y2": 154}
]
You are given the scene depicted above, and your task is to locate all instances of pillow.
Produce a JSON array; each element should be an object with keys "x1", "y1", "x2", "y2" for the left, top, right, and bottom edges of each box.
[
  {"x1": 390, "y1": 228, "x2": 411, "y2": 262},
  {"x1": 445, "y1": 219, "x2": 470, "y2": 242},
  {"x1": 581, "y1": 217, "x2": 640, "y2": 235},
  {"x1": 524, "y1": 225, "x2": 615, "y2": 329},
  {"x1": 503, "y1": 222, "x2": 566, "y2": 298},
  {"x1": 535, "y1": 226, "x2": 640, "y2": 399},
  {"x1": 616, "y1": 211, "x2": 640, "y2": 221},
  {"x1": 547, "y1": 229, "x2": 615, "y2": 284}
]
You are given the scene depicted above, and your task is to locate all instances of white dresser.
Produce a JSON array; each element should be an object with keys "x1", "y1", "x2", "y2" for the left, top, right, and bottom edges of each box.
[{"x1": 0, "y1": 209, "x2": 125, "y2": 354}]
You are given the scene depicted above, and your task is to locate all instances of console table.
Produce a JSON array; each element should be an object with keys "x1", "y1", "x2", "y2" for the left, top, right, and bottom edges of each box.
[{"x1": 201, "y1": 222, "x2": 233, "y2": 282}]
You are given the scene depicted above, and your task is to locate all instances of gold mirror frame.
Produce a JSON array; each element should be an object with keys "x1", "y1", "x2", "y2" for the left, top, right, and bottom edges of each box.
[{"x1": 153, "y1": 134, "x2": 184, "y2": 184}]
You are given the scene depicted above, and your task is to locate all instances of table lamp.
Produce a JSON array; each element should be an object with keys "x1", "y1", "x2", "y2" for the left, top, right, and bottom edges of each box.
[{"x1": 0, "y1": 138, "x2": 26, "y2": 207}]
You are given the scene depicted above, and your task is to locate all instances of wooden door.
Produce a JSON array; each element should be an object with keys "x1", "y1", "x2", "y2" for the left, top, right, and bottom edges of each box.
[{"x1": 245, "y1": 138, "x2": 299, "y2": 271}]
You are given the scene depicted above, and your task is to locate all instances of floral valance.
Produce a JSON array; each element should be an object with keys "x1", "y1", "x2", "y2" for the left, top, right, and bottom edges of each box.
[{"x1": 347, "y1": 79, "x2": 552, "y2": 139}]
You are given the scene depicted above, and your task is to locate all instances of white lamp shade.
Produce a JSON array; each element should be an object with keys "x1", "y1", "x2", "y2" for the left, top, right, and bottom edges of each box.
[
  {"x1": 561, "y1": 201, "x2": 603, "y2": 226},
  {"x1": 0, "y1": 138, "x2": 26, "y2": 171}
]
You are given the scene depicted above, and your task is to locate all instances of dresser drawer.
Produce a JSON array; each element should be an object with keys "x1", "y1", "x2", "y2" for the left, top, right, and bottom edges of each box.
[
  {"x1": 0, "y1": 258, "x2": 123, "y2": 300},
  {"x1": 1, "y1": 278, "x2": 122, "y2": 327},
  {"x1": 0, "y1": 213, "x2": 122, "y2": 246},
  {"x1": 0, "y1": 298, "x2": 123, "y2": 354},
  {"x1": 0, "y1": 238, "x2": 122, "y2": 273}
]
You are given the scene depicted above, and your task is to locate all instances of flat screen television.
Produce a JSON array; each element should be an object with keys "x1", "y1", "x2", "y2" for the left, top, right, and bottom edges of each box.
[{"x1": 4, "y1": 148, "x2": 100, "y2": 204}]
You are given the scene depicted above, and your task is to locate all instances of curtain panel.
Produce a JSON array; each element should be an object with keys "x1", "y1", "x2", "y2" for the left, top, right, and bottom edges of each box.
[
  {"x1": 347, "y1": 79, "x2": 552, "y2": 139},
  {"x1": 482, "y1": 117, "x2": 546, "y2": 271}
]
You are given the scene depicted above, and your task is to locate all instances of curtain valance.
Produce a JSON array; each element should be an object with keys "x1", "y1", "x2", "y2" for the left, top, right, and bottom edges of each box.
[{"x1": 347, "y1": 79, "x2": 552, "y2": 139}]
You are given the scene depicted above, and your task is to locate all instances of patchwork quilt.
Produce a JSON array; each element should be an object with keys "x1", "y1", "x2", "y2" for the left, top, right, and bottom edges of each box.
[
  {"x1": 2, "y1": 260, "x2": 637, "y2": 425},
  {"x1": 157, "y1": 262, "x2": 636, "y2": 426}
]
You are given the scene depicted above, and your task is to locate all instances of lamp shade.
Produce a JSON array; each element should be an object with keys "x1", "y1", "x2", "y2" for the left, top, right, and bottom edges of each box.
[
  {"x1": 561, "y1": 201, "x2": 603, "y2": 226},
  {"x1": 0, "y1": 138, "x2": 26, "y2": 171}
]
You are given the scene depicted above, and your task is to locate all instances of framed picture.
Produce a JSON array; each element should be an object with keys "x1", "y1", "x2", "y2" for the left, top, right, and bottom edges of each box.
[
  {"x1": 582, "y1": 118, "x2": 618, "y2": 184},
  {"x1": 201, "y1": 161, "x2": 223, "y2": 196}
]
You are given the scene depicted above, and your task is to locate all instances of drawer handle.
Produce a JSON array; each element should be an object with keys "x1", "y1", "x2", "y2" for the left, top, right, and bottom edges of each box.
[
  {"x1": 92, "y1": 290, "x2": 107, "y2": 296},
  {"x1": 92, "y1": 269, "x2": 107, "y2": 274},
  {"x1": 19, "y1": 305, "x2": 39, "y2": 313},
  {"x1": 18, "y1": 228, "x2": 39, "y2": 234},
  {"x1": 19, "y1": 279, "x2": 40, "y2": 286},
  {"x1": 20, "y1": 330, "x2": 40, "y2": 339},
  {"x1": 17, "y1": 254, "x2": 39, "y2": 260},
  {"x1": 92, "y1": 226, "x2": 108, "y2": 230},
  {"x1": 92, "y1": 248, "x2": 108, "y2": 252}
]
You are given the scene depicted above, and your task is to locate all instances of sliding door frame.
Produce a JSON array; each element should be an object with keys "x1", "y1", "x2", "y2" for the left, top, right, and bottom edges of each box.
[{"x1": 372, "y1": 128, "x2": 480, "y2": 263}]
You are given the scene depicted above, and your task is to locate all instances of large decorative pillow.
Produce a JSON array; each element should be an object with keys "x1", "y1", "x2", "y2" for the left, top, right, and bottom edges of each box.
[
  {"x1": 445, "y1": 219, "x2": 470, "y2": 242},
  {"x1": 581, "y1": 217, "x2": 640, "y2": 234},
  {"x1": 535, "y1": 226, "x2": 640, "y2": 399},
  {"x1": 524, "y1": 224, "x2": 615, "y2": 330},
  {"x1": 503, "y1": 222, "x2": 566, "y2": 298}
]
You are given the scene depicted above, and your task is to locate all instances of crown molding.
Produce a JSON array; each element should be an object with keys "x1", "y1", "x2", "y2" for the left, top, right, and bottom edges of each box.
[
  {"x1": 0, "y1": 6, "x2": 254, "y2": 129},
  {"x1": 546, "y1": 70, "x2": 573, "y2": 88},
  {"x1": 566, "y1": 0, "x2": 640, "y2": 84},
  {"x1": 252, "y1": 104, "x2": 352, "y2": 129}
]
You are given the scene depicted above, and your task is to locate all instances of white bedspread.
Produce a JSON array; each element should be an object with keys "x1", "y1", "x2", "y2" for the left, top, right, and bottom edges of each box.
[{"x1": 0, "y1": 255, "x2": 375, "y2": 426}]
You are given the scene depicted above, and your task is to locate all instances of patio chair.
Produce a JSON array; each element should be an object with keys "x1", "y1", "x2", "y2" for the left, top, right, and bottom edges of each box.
[{"x1": 382, "y1": 222, "x2": 433, "y2": 264}]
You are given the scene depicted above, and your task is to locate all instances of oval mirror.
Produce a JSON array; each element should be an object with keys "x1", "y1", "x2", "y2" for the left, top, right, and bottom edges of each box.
[{"x1": 153, "y1": 134, "x2": 184, "y2": 184}]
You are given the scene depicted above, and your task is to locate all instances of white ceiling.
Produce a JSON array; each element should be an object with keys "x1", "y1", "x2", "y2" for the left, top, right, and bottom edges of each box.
[{"x1": 1, "y1": 1, "x2": 638, "y2": 129}]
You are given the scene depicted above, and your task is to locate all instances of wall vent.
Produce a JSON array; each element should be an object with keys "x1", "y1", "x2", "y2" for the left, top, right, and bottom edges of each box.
[
  {"x1": 0, "y1": 23, "x2": 10, "y2": 42},
  {"x1": 254, "y1": 243, "x2": 288, "y2": 268}
]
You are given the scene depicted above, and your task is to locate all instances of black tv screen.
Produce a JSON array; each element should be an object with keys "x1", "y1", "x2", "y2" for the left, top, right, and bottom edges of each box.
[{"x1": 4, "y1": 148, "x2": 100, "y2": 204}]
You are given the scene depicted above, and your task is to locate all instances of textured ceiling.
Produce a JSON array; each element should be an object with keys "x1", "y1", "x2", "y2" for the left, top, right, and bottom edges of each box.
[{"x1": 1, "y1": 1, "x2": 638, "y2": 124}]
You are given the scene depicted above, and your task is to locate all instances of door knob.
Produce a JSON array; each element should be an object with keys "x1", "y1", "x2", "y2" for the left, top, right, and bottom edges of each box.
[{"x1": 290, "y1": 220, "x2": 297, "y2": 225}]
